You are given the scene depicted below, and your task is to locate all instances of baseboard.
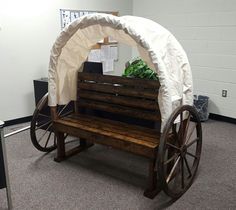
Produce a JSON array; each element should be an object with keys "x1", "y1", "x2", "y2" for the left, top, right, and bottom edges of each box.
[
  {"x1": 209, "y1": 113, "x2": 236, "y2": 124},
  {"x1": 4, "y1": 116, "x2": 32, "y2": 127}
]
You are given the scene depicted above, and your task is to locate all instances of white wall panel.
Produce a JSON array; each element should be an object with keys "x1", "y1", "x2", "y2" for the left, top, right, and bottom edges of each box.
[
  {"x1": 192, "y1": 66, "x2": 236, "y2": 84},
  {"x1": 188, "y1": 53, "x2": 236, "y2": 69},
  {"x1": 181, "y1": 40, "x2": 236, "y2": 55},
  {"x1": 168, "y1": 26, "x2": 236, "y2": 41},
  {"x1": 142, "y1": 12, "x2": 236, "y2": 27},
  {"x1": 194, "y1": 79, "x2": 236, "y2": 98},
  {"x1": 133, "y1": 0, "x2": 236, "y2": 119},
  {"x1": 134, "y1": 0, "x2": 236, "y2": 13}
]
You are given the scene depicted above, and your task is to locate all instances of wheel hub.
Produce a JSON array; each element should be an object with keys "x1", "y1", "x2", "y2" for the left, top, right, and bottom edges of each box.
[{"x1": 180, "y1": 145, "x2": 187, "y2": 157}]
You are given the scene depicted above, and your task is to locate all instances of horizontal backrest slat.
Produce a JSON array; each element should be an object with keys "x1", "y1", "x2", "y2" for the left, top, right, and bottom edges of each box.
[
  {"x1": 78, "y1": 90, "x2": 158, "y2": 110},
  {"x1": 78, "y1": 72, "x2": 160, "y2": 89},
  {"x1": 78, "y1": 82, "x2": 158, "y2": 100},
  {"x1": 78, "y1": 99, "x2": 161, "y2": 121},
  {"x1": 77, "y1": 72, "x2": 161, "y2": 123}
]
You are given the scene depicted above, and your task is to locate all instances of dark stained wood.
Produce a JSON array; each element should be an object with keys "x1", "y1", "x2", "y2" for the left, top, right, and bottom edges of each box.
[
  {"x1": 60, "y1": 114, "x2": 160, "y2": 144},
  {"x1": 52, "y1": 72, "x2": 162, "y2": 199},
  {"x1": 54, "y1": 131, "x2": 65, "y2": 162},
  {"x1": 54, "y1": 120, "x2": 157, "y2": 159},
  {"x1": 78, "y1": 89, "x2": 158, "y2": 110},
  {"x1": 77, "y1": 99, "x2": 160, "y2": 121},
  {"x1": 55, "y1": 117, "x2": 158, "y2": 148},
  {"x1": 54, "y1": 137, "x2": 94, "y2": 162},
  {"x1": 67, "y1": 114, "x2": 159, "y2": 141},
  {"x1": 143, "y1": 157, "x2": 162, "y2": 199},
  {"x1": 157, "y1": 105, "x2": 202, "y2": 199},
  {"x1": 78, "y1": 72, "x2": 160, "y2": 89},
  {"x1": 78, "y1": 82, "x2": 158, "y2": 100}
]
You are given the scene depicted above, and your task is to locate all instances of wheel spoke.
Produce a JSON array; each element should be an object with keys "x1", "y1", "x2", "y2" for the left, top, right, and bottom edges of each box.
[
  {"x1": 58, "y1": 102, "x2": 71, "y2": 115},
  {"x1": 172, "y1": 124, "x2": 176, "y2": 133},
  {"x1": 36, "y1": 120, "x2": 51, "y2": 130},
  {"x1": 64, "y1": 133, "x2": 69, "y2": 140},
  {"x1": 38, "y1": 123, "x2": 52, "y2": 143},
  {"x1": 166, "y1": 156, "x2": 181, "y2": 183},
  {"x1": 159, "y1": 106, "x2": 202, "y2": 198},
  {"x1": 172, "y1": 124, "x2": 181, "y2": 147},
  {"x1": 185, "y1": 123, "x2": 197, "y2": 145},
  {"x1": 186, "y1": 138, "x2": 199, "y2": 148},
  {"x1": 166, "y1": 142, "x2": 181, "y2": 151},
  {"x1": 38, "y1": 113, "x2": 51, "y2": 118},
  {"x1": 186, "y1": 151, "x2": 198, "y2": 159},
  {"x1": 164, "y1": 153, "x2": 179, "y2": 165},
  {"x1": 178, "y1": 112, "x2": 183, "y2": 139},
  {"x1": 175, "y1": 112, "x2": 185, "y2": 147},
  {"x1": 30, "y1": 93, "x2": 58, "y2": 152},
  {"x1": 183, "y1": 113, "x2": 191, "y2": 144},
  {"x1": 184, "y1": 156, "x2": 192, "y2": 177},
  {"x1": 44, "y1": 131, "x2": 52, "y2": 148},
  {"x1": 60, "y1": 111, "x2": 73, "y2": 118},
  {"x1": 181, "y1": 157, "x2": 185, "y2": 189}
]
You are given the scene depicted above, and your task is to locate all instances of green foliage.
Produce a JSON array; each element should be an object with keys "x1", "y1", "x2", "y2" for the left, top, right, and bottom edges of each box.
[{"x1": 122, "y1": 58, "x2": 158, "y2": 80}]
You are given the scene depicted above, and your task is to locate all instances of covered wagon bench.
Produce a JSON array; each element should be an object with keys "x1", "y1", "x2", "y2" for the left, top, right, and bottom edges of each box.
[
  {"x1": 51, "y1": 72, "x2": 161, "y2": 198},
  {"x1": 29, "y1": 14, "x2": 203, "y2": 199}
]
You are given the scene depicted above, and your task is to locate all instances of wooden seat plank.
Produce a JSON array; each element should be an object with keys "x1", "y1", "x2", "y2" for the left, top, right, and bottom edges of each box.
[
  {"x1": 55, "y1": 117, "x2": 158, "y2": 148},
  {"x1": 67, "y1": 113, "x2": 159, "y2": 138},
  {"x1": 61, "y1": 114, "x2": 160, "y2": 144},
  {"x1": 54, "y1": 122, "x2": 156, "y2": 159}
]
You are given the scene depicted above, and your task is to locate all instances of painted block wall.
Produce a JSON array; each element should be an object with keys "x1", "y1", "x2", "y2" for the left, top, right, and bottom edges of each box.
[
  {"x1": 133, "y1": 0, "x2": 236, "y2": 119},
  {"x1": 0, "y1": 0, "x2": 133, "y2": 121}
]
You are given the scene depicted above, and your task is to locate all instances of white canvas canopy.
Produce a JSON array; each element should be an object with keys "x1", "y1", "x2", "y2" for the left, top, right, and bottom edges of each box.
[{"x1": 48, "y1": 13, "x2": 193, "y2": 130}]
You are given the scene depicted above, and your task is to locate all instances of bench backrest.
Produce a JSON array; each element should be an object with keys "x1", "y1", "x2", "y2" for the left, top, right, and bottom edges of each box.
[{"x1": 77, "y1": 72, "x2": 161, "y2": 129}]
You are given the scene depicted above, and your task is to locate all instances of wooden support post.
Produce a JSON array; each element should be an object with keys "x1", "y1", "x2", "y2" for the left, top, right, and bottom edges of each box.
[
  {"x1": 54, "y1": 132, "x2": 65, "y2": 162},
  {"x1": 144, "y1": 157, "x2": 161, "y2": 199}
]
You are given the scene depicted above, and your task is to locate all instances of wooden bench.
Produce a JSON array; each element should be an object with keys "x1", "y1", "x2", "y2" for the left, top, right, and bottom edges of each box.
[{"x1": 52, "y1": 72, "x2": 161, "y2": 198}]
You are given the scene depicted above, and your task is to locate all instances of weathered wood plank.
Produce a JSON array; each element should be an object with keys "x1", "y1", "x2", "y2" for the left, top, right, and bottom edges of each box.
[
  {"x1": 78, "y1": 72, "x2": 160, "y2": 89},
  {"x1": 54, "y1": 121, "x2": 157, "y2": 158},
  {"x1": 55, "y1": 118, "x2": 157, "y2": 148},
  {"x1": 78, "y1": 82, "x2": 158, "y2": 100},
  {"x1": 66, "y1": 113, "x2": 159, "y2": 138},
  {"x1": 77, "y1": 99, "x2": 160, "y2": 121},
  {"x1": 78, "y1": 90, "x2": 158, "y2": 110},
  {"x1": 62, "y1": 114, "x2": 160, "y2": 144}
]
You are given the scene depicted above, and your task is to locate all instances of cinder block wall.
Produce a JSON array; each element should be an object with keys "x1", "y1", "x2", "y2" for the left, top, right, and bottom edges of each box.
[{"x1": 133, "y1": 0, "x2": 236, "y2": 118}]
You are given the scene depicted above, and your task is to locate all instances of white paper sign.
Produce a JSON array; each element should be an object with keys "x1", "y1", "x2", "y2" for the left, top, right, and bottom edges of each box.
[
  {"x1": 100, "y1": 45, "x2": 118, "y2": 61},
  {"x1": 88, "y1": 49, "x2": 101, "y2": 63},
  {"x1": 102, "y1": 60, "x2": 114, "y2": 72},
  {"x1": 110, "y1": 45, "x2": 118, "y2": 60}
]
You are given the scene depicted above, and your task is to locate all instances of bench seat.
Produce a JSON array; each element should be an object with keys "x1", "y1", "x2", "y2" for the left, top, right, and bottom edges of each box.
[
  {"x1": 54, "y1": 113, "x2": 160, "y2": 159},
  {"x1": 52, "y1": 72, "x2": 162, "y2": 198}
]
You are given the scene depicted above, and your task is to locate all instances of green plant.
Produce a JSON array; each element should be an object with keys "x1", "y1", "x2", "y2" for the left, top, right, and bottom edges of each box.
[{"x1": 122, "y1": 58, "x2": 158, "y2": 80}]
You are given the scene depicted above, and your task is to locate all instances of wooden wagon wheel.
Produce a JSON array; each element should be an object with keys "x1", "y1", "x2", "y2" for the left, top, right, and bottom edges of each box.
[
  {"x1": 158, "y1": 105, "x2": 202, "y2": 198},
  {"x1": 30, "y1": 93, "x2": 73, "y2": 152}
]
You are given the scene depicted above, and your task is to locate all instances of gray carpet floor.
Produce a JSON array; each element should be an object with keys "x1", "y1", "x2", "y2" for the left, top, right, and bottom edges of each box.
[{"x1": 0, "y1": 120, "x2": 236, "y2": 210}]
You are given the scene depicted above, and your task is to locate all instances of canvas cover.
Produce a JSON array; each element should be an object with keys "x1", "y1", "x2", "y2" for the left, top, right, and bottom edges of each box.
[{"x1": 48, "y1": 13, "x2": 193, "y2": 130}]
